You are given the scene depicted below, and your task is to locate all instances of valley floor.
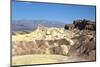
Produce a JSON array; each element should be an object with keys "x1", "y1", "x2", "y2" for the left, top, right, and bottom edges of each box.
[{"x1": 12, "y1": 54, "x2": 89, "y2": 66}]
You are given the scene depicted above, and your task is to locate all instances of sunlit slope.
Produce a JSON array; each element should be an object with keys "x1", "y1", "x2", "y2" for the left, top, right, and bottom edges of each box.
[
  {"x1": 12, "y1": 26, "x2": 75, "y2": 56},
  {"x1": 12, "y1": 26, "x2": 75, "y2": 41}
]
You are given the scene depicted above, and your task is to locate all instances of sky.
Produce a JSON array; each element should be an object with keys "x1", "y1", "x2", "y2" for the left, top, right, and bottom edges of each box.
[{"x1": 12, "y1": 0, "x2": 96, "y2": 23}]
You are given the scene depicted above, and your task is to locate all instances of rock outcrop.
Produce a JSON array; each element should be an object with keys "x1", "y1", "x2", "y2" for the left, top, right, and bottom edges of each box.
[
  {"x1": 73, "y1": 19, "x2": 96, "y2": 30},
  {"x1": 64, "y1": 19, "x2": 96, "y2": 31},
  {"x1": 67, "y1": 30, "x2": 96, "y2": 60},
  {"x1": 64, "y1": 24, "x2": 74, "y2": 30},
  {"x1": 64, "y1": 19, "x2": 96, "y2": 60}
]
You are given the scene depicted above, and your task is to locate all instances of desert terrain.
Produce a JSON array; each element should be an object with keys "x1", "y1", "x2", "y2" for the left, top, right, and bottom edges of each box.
[{"x1": 12, "y1": 19, "x2": 96, "y2": 66}]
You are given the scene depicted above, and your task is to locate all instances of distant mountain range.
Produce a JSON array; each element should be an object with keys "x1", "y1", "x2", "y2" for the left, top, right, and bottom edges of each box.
[{"x1": 12, "y1": 20, "x2": 66, "y2": 32}]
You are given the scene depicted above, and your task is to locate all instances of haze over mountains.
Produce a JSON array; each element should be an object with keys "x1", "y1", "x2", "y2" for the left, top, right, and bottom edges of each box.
[{"x1": 12, "y1": 20, "x2": 66, "y2": 32}]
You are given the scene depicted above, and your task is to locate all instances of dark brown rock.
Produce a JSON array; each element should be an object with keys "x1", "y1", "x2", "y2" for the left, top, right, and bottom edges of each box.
[
  {"x1": 73, "y1": 19, "x2": 96, "y2": 30},
  {"x1": 64, "y1": 24, "x2": 74, "y2": 30}
]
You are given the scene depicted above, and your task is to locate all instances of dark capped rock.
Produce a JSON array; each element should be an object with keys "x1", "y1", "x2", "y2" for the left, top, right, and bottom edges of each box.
[
  {"x1": 73, "y1": 19, "x2": 96, "y2": 30},
  {"x1": 64, "y1": 24, "x2": 74, "y2": 30}
]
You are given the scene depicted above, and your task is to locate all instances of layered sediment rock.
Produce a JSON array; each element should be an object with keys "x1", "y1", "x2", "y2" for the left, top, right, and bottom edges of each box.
[
  {"x1": 12, "y1": 26, "x2": 75, "y2": 56},
  {"x1": 67, "y1": 30, "x2": 96, "y2": 60},
  {"x1": 12, "y1": 39, "x2": 71, "y2": 56}
]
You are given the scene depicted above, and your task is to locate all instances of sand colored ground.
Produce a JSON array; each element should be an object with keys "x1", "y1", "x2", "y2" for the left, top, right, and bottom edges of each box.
[{"x1": 12, "y1": 55, "x2": 88, "y2": 66}]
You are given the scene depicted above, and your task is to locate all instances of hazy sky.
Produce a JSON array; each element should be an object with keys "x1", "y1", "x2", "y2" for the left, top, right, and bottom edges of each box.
[{"x1": 12, "y1": 0, "x2": 96, "y2": 23}]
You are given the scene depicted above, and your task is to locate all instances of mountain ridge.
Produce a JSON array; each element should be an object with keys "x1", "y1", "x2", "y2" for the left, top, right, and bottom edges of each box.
[{"x1": 12, "y1": 20, "x2": 66, "y2": 32}]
